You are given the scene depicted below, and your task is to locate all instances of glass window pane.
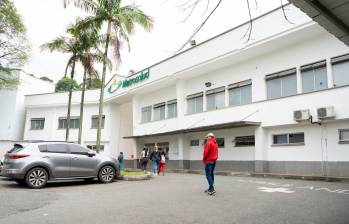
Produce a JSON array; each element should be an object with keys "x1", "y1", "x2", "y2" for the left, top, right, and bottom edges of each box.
[
  {"x1": 167, "y1": 103, "x2": 177, "y2": 118},
  {"x1": 229, "y1": 88, "x2": 240, "y2": 106},
  {"x1": 314, "y1": 67, "x2": 328, "y2": 91},
  {"x1": 273, "y1": 134, "x2": 288, "y2": 144},
  {"x1": 187, "y1": 99, "x2": 195, "y2": 114},
  {"x1": 196, "y1": 96, "x2": 203, "y2": 112},
  {"x1": 206, "y1": 94, "x2": 215, "y2": 110},
  {"x1": 289, "y1": 133, "x2": 304, "y2": 144},
  {"x1": 333, "y1": 61, "x2": 349, "y2": 86},
  {"x1": 69, "y1": 144, "x2": 88, "y2": 154},
  {"x1": 215, "y1": 91, "x2": 225, "y2": 109},
  {"x1": 302, "y1": 70, "x2": 315, "y2": 93},
  {"x1": 47, "y1": 144, "x2": 67, "y2": 153},
  {"x1": 282, "y1": 74, "x2": 297, "y2": 97},
  {"x1": 216, "y1": 138, "x2": 225, "y2": 148},
  {"x1": 340, "y1": 130, "x2": 349, "y2": 141},
  {"x1": 240, "y1": 85, "x2": 252, "y2": 104},
  {"x1": 267, "y1": 78, "x2": 281, "y2": 99}
]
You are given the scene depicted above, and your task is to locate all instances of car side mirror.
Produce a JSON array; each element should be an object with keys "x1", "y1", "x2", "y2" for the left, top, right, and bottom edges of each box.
[{"x1": 87, "y1": 151, "x2": 96, "y2": 157}]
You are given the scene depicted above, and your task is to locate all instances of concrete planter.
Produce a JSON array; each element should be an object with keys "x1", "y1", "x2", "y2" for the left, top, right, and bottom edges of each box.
[{"x1": 117, "y1": 172, "x2": 152, "y2": 181}]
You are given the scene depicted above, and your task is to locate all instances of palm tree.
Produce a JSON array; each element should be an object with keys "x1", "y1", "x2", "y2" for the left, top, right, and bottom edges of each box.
[
  {"x1": 64, "y1": 0, "x2": 153, "y2": 152},
  {"x1": 41, "y1": 27, "x2": 80, "y2": 142},
  {"x1": 71, "y1": 26, "x2": 112, "y2": 144}
]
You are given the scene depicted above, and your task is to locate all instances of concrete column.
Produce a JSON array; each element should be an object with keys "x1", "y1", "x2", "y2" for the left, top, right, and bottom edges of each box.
[
  {"x1": 177, "y1": 134, "x2": 185, "y2": 169},
  {"x1": 203, "y1": 92, "x2": 207, "y2": 112},
  {"x1": 326, "y1": 58, "x2": 334, "y2": 88},
  {"x1": 254, "y1": 126, "x2": 268, "y2": 173},
  {"x1": 296, "y1": 66, "x2": 302, "y2": 94}
]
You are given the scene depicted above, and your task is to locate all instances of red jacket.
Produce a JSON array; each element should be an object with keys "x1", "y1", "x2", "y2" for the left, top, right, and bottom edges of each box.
[{"x1": 202, "y1": 137, "x2": 218, "y2": 164}]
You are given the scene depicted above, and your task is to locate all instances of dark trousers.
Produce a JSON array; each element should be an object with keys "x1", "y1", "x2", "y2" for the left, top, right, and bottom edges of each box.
[{"x1": 205, "y1": 162, "x2": 216, "y2": 190}]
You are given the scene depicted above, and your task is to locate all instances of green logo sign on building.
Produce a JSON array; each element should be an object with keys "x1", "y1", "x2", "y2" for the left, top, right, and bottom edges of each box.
[{"x1": 107, "y1": 70, "x2": 150, "y2": 94}]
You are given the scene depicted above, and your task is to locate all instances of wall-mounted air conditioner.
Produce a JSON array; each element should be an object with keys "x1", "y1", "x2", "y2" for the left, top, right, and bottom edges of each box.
[
  {"x1": 317, "y1": 106, "x2": 335, "y2": 120},
  {"x1": 293, "y1": 109, "x2": 310, "y2": 122}
]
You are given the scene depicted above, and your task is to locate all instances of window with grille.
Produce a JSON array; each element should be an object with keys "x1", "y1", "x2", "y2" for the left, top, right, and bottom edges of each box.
[{"x1": 30, "y1": 118, "x2": 45, "y2": 130}]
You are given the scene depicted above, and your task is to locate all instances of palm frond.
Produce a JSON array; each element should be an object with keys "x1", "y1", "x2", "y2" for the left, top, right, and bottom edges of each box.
[
  {"x1": 119, "y1": 5, "x2": 153, "y2": 33},
  {"x1": 64, "y1": 0, "x2": 98, "y2": 13},
  {"x1": 40, "y1": 37, "x2": 70, "y2": 53}
]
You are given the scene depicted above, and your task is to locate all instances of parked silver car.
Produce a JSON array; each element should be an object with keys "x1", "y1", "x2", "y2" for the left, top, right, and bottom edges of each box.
[{"x1": 1, "y1": 142, "x2": 119, "y2": 188}]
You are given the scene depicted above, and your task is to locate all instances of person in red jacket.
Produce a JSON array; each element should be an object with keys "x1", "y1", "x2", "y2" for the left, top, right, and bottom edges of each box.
[{"x1": 202, "y1": 132, "x2": 218, "y2": 195}]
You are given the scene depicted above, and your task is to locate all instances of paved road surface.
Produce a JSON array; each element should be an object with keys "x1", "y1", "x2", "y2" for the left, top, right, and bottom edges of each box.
[{"x1": 1, "y1": 173, "x2": 349, "y2": 224}]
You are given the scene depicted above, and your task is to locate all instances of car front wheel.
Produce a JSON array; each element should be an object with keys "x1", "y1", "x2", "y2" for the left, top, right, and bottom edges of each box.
[
  {"x1": 25, "y1": 167, "x2": 48, "y2": 189},
  {"x1": 98, "y1": 166, "x2": 115, "y2": 184}
]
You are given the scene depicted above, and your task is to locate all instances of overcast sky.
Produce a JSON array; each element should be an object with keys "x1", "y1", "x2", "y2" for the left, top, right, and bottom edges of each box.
[{"x1": 13, "y1": 0, "x2": 288, "y2": 83}]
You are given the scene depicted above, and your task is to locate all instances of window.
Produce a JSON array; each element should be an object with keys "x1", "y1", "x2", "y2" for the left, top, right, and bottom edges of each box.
[
  {"x1": 38, "y1": 145, "x2": 47, "y2": 152},
  {"x1": 229, "y1": 80, "x2": 252, "y2": 106},
  {"x1": 206, "y1": 87, "x2": 225, "y2": 110},
  {"x1": 167, "y1": 100, "x2": 177, "y2": 118},
  {"x1": 216, "y1": 138, "x2": 225, "y2": 148},
  {"x1": 153, "y1": 102, "x2": 165, "y2": 121},
  {"x1": 47, "y1": 144, "x2": 68, "y2": 153},
  {"x1": 87, "y1": 145, "x2": 104, "y2": 152},
  {"x1": 187, "y1": 92, "x2": 203, "y2": 114},
  {"x1": 339, "y1": 129, "x2": 349, "y2": 144},
  {"x1": 190, "y1": 139, "x2": 200, "y2": 146},
  {"x1": 332, "y1": 54, "x2": 349, "y2": 87},
  {"x1": 30, "y1": 118, "x2": 45, "y2": 130},
  {"x1": 141, "y1": 106, "x2": 152, "y2": 123},
  {"x1": 91, "y1": 115, "x2": 105, "y2": 129},
  {"x1": 266, "y1": 68, "x2": 297, "y2": 99},
  {"x1": 69, "y1": 144, "x2": 88, "y2": 154},
  {"x1": 234, "y1": 136, "x2": 255, "y2": 147},
  {"x1": 272, "y1": 133, "x2": 304, "y2": 145},
  {"x1": 58, "y1": 117, "x2": 80, "y2": 129},
  {"x1": 301, "y1": 61, "x2": 328, "y2": 93}
]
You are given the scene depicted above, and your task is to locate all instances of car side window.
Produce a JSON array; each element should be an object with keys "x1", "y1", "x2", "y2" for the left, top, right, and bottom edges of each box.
[
  {"x1": 69, "y1": 144, "x2": 88, "y2": 155},
  {"x1": 38, "y1": 145, "x2": 47, "y2": 152},
  {"x1": 46, "y1": 144, "x2": 68, "y2": 153}
]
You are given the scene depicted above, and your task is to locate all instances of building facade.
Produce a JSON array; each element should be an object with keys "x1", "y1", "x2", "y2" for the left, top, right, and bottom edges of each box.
[{"x1": 19, "y1": 5, "x2": 349, "y2": 177}]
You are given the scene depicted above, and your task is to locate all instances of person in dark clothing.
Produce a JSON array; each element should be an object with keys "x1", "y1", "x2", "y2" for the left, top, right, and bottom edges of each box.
[
  {"x1": 149, "y1": 146, "x2": 161, "y2": 176},
  {"x1": 140, "y1": 148, "x2": 149, "y2": 172},
  {"x1": 202, "y1": 133, "x2": 218, "y2": 195}
]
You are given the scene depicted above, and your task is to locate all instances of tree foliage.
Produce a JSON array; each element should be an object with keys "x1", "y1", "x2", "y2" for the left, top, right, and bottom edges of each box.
[
  {"x1": 55, "y1": 77, "x2": 79, "y2": 92},
  {"x1": 0, "y1": 0, "x2": 30, "y2": 72}
]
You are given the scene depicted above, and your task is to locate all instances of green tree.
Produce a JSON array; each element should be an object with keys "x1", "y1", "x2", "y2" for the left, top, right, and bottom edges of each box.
[
  {"x1": 41, "y1": 27, "x2": 82, "y2": 141},
  {"x1": 85, "y1": 77, "x2": 102, "y2": 90},
  {"x1": 65, "y1": 0, "x2": 153, "y2": 152},
  {"x1": 55, "y1": 77, "x2": 79, "y2": 92},
  {"x1": 0, "y1": 0, "x2": 30, "y2": 89}
]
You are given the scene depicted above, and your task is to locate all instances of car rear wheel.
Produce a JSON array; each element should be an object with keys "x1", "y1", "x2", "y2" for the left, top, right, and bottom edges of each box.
[
  {"x1": 25, "y1": 167, "x2": 48, "y2": 189},
  {"x1": 98, "y1": 166, "x2": 115, "y2": 184}
]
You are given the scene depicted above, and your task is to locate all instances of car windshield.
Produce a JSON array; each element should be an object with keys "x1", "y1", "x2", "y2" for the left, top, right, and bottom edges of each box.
[{"x1": 7, "y1": 144, "x2": 26, "y2": 153}]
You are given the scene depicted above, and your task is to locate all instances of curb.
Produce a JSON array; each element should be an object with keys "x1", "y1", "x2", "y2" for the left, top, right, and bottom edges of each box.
[
  {"x1": 167, "y1": 169, "x2": 349, "y2": 182},
  {"x1": 117, "y1": 172, "x2": 152, "y2": 181}
]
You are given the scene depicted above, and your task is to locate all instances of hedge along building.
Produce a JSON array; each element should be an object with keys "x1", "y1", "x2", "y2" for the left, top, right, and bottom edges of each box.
[{"x1": 22, "y1": 4, "x2": 349, "y2": 177}]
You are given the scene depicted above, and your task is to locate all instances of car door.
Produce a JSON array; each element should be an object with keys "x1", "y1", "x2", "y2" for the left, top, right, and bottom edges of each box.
[
  {"x1": 44, "y1": 143, "x2": 71, "y2": 178},
  {"x1": 69, "y1": 144, "x2": 98, "y2": 177}
]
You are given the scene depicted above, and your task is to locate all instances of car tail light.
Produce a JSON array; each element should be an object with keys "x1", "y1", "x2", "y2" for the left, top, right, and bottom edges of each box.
[{"x1": 5, "y1": 154, "x2": 30, "y2": 159}]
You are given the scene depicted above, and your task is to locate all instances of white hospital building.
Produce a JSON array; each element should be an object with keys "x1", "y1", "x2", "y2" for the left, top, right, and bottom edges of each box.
[{"x1": 1, "y1": 5, "x2": 349, "y2": 177}]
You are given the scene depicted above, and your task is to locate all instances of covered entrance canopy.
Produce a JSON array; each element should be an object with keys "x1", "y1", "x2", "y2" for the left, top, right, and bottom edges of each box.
[{"x1": 124, "y1": 121, "x2": 260, "y2": 139}]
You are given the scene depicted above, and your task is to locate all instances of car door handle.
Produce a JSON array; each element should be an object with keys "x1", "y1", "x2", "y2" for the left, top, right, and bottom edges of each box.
[
  {"x1": 42, "y1": 156, "x2": 50, "y2": 159},
  {"x1": 72, "y1": 157, "x2": 79, "y2": 160}
]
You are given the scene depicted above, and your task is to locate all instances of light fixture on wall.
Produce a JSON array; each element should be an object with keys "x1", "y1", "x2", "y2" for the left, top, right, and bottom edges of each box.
[
  {"x1": 205, "y1": 82, "x2": 212, "y2": 87},
  {"x1": 190, "y1": 40, "x2": 196, "y2": 47}
]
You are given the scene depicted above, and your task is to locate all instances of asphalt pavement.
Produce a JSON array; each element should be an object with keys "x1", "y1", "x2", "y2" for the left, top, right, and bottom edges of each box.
[{"x1": 0, "y1": 173, "x2": 349, "y2": 224}]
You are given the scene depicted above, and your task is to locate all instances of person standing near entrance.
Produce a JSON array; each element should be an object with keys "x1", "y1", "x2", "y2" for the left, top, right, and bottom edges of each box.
[
  {"x1": 118, "y1": 152, "x2": 124, "y2": 171},
  {"x1": 149, "y1": 146, "x2": 160, "y2": 176},
  {"x1": 158, "y1": 149, "x2": 166, "y2": 176},
  {"x1": 140, "y1": 148, "x2": 149, "y2": 172},
  {"x1": 202, "y1": 133, "x2": 218, "y2": 195}
]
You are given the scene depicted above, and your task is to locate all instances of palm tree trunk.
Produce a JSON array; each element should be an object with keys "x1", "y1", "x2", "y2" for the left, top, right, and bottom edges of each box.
[
  {"x1": 78, "y1": 68, "x2": 87, "y2": 144},
  {"x1": 96, "y1": 20, "x2": 112, "y2": 153},
  {"x1": 65, "y1": 58, "x2": 76, "y2": 142}
]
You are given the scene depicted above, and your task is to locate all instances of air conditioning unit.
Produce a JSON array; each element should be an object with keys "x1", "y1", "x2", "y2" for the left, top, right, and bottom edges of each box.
[
  {"x1": 293, "y1": 109, "x2": 310, "y2": 122},
  {"x1": 317, "y1": 106, "x2": 335, "y2": 120}
]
